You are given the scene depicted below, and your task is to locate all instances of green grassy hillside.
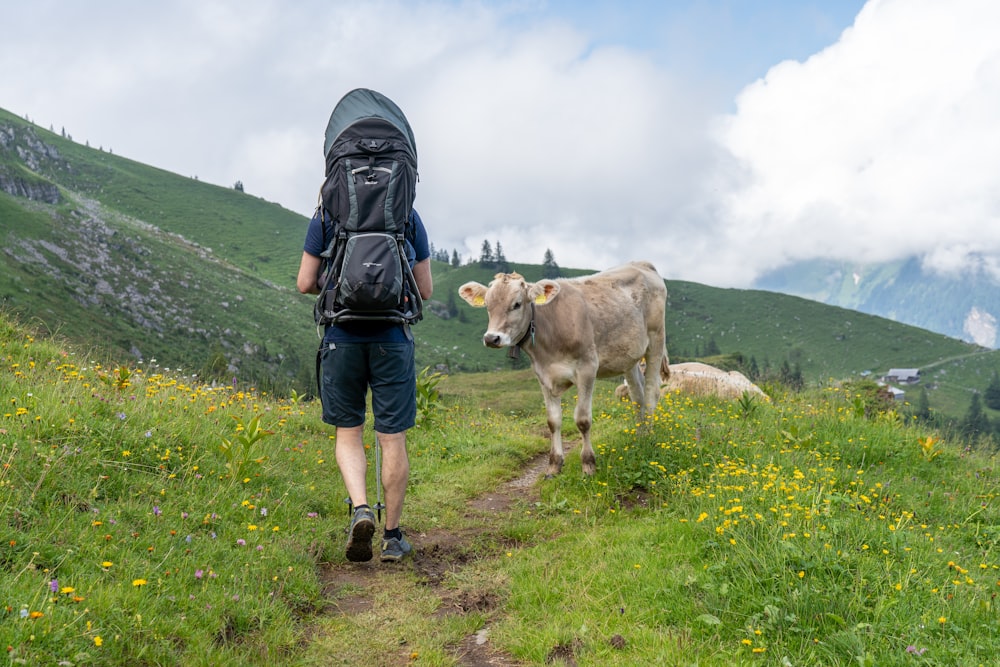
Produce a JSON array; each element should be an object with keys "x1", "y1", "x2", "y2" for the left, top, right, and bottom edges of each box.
[
  {"x1": 1, "y1": 109, "x2": 319, "y2": 391},
  {"x1": 1, "y1": 110, "x2": 307, "y2": 288},
  {"x1": 3, "y1": 107, "x2": 999, "y2": 422}
]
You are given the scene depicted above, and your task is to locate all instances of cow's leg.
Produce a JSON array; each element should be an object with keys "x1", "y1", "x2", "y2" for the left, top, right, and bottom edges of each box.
[
  {"x1": 641, "y1": 341, "x2": 666, "y2": 421},
  {"x1": 574, "y1": 374, "x2": 597, "y2": 476},
  {"x1": 541, "y1": 386, "x2": 565, "y2": 477},
  {"x1": 624, "y1": 363, "x2": 645, "y2": 405}
]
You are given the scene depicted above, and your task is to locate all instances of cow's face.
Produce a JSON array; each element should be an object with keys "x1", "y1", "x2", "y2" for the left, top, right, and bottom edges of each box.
[{"x1": 459, "y1": 273, "x2": 560, "y2": 348}]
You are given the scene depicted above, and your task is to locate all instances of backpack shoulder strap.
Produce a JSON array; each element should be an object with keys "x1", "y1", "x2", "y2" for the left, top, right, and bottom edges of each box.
[{"x1": 318, "y1": 206, "x2": 339, "y2": 259}]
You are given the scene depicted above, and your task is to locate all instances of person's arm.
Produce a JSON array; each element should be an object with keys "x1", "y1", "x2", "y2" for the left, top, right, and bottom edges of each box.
[
  {"x1": 296, "y1": 251, "x2": 322, "y2": 294},
  {"x1": 408, "y1": 210, "x2": 433, "y2": 300},
  {"x1": 412, "y1": 258, "x2": 433, "y2": 300}
]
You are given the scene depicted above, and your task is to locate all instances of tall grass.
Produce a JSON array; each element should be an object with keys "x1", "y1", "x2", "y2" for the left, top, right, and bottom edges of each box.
[
  {"x1": 1, "y1": 312, "x2": 334, "y2": 664},
  {"x1": 2, "y1": 309, "x2": 999, "y2": 665},
  {"x1": 493, "y1": 387, "x2": 1000, "y2": 665}
]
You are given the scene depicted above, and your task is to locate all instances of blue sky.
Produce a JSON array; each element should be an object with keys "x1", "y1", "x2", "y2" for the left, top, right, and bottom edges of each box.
[
  {"x1": 534, "y1": 0, "x2": 864, "y2": 86},
  {"x1": 2, "y1": 1, "x2": 998, "y2": 287}
]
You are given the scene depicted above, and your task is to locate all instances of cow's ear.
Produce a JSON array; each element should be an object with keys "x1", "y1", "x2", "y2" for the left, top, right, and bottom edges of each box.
[
  {"x1": 458, "y1": 282, "x2": 488, "y2": 307},
  {"x1": 528, "y1": 280, "x2": 560, "y2": 305}
]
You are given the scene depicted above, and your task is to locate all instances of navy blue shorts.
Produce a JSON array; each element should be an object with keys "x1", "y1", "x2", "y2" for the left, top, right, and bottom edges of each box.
[{"x1": 319, "y1": 340, "x2": 416, "y2": 433}]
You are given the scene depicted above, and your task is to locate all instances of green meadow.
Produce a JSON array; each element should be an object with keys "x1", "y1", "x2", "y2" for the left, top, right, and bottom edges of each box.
[{"x1": 3, "y1": 310, "x2": 1000, "y2": 666}]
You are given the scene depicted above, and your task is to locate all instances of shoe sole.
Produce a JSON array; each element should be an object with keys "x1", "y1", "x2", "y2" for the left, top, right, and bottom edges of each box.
[
  {"x1": 345, "y1": 517, "x2": 375, "y2": 562},
  {"x1": 380, "y1": 541, "x2": 411, "y2": 562}
]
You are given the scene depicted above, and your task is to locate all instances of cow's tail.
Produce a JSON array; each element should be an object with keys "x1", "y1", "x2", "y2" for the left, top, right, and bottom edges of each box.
[{"x1": 660, "y1": 344, "x2": 670, "y2": 381}]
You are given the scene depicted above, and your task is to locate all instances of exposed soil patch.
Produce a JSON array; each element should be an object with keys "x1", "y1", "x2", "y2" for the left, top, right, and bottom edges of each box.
[
  {"x1": 544, "y1": 639, "x2": 581, "y2": 666},
  {"x1": 318, "y1": 446, "x2": 561, "y2": 665}
]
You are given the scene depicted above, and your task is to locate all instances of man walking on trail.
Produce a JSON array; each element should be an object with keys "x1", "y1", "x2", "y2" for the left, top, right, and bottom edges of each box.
[{"x1": 297, "y1": 210, "x2": 433, "y2": 562}]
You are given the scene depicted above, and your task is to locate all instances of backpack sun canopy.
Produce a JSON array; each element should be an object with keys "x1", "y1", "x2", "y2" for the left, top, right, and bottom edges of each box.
[{"x1": 323, "y1": 88, "x2": 417, "y2": 163}]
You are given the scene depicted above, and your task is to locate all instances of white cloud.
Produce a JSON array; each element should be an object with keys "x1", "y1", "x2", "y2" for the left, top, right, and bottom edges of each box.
[
  {"x1": 407, "y1": 24, "x2": 718, "y2": 271},
  {"x1": 1, "y1": 1, "x2": 723, "y2": 277},
  {"x1": 715, "y1": 0, "x2": 1000, "y2": 284},
  {"x1": 3, "y1": 1, "x2": 999, "y2": 288}
]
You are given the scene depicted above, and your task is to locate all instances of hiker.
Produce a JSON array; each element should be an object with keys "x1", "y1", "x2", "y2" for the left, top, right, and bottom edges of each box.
[
  {"x1": 297, "y1": 208, "x2": 432, "y2": 561},
  {"x1": 297, "y1": 88, "x2": 432, "y2": 563}
]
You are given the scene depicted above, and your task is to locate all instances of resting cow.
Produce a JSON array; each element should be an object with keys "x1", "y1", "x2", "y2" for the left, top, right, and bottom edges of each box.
[
  {"x1": 459, "y1": 261, "x2": 669, "y2": 477},
  {"x1": 615, "y1": 361, "x2": 767, "y2": 401}
]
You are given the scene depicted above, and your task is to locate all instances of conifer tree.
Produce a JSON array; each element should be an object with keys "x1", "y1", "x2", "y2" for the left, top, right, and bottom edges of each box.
[
  {"x1": 542, "y1": 248, "x2": 560, "y2": 279},
  {"x1": 961, "y1": 392, "x2": 991, "y2": 440},
  {"x1": 494, "y1": 241, "x2": 510, "y2": 273},
  {"x1": 914, "y1": 387, "x2": 932, "y2": 422},
  {"x1": 704, "y1": 337, "x2": 721, "y2": 356},
  {"x1": 478, "y1": 240, "x2": 494, "y2": 267},
  {"x1": 984, "y1": 370, "x2": 1000, "y2": 410}
]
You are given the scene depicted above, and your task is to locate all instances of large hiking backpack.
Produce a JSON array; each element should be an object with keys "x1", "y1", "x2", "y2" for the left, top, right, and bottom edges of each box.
[{"x1": 314, "y1": 88, "x2": 423, "y2": 327}]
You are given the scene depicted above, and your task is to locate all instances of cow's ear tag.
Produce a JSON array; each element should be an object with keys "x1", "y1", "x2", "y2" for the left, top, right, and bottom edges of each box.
[
  {"x1": 534, "y1": 294, "x2": 547, "y2": 305},
  {"x1": 473, "y1": 295, "x2": 485, "y2": 306}
]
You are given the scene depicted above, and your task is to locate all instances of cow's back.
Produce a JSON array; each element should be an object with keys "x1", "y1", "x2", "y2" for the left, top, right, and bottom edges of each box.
[{"x1": 534, "y1": 261, "x2": 666, "y2": 378}]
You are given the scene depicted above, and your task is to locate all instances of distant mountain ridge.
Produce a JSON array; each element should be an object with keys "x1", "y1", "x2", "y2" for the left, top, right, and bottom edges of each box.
[{"x1": 754, "y1": 257, "x2": 1000, "y2": 348}]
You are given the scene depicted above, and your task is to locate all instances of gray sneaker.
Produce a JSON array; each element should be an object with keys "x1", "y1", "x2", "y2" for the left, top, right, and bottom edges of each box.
[
  {"x1": 380, "y1": 533, "x2": 412, "y2": 562},
  {"x1": 345, "y1": 507, "x2": 376, "y2": 562}
]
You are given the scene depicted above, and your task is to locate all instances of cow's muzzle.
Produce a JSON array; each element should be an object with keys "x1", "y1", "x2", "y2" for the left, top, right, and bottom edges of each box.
[{"x1": 483, "y1": 332, "x2": 508, "y2": 348}]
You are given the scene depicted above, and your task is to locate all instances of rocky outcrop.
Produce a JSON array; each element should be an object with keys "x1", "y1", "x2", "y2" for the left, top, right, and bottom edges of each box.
[
  {"x1": 0, "y1": 171, "x2": 61, "y2": 204},
  {"x1": 0, "y1": 122, "x2": 63, "y2": 203}
]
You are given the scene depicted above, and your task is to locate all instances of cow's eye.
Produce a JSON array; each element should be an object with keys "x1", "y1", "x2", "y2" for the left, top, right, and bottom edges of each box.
[{"x1": 512, "y1": 301, "x2": 521, "y2": 311}]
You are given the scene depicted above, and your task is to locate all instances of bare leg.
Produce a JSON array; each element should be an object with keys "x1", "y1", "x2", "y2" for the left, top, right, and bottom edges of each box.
[
  {"x1": 335, "y1": 425, "x2": 368, "y2": 508},
  {"x1": 376, "y1": 430, "x2": 409, "y2": 531}
]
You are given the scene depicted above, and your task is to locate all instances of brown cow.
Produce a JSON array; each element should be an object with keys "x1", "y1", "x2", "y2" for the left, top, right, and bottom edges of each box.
[{"x1": 459, "y1": 261, "x2": 669, "y2": 476}]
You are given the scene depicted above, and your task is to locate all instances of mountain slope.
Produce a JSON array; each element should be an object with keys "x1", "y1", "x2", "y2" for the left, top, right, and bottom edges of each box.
[
  {"x1": 3, "y1": 107, "x2": 999, "y2": 421},
  {"x1": 1, "y1": 108, "x2": 317, "y2": 391},
  {"x1": 755, "y1": 257, "x2": 1000, "y2": 348}
]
